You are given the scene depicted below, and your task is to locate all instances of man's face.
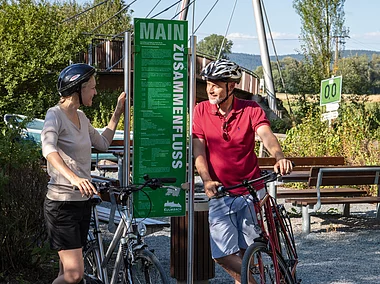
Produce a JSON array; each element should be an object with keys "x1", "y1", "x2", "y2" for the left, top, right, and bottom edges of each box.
[{"x1": 206, "y1": 80, "x2": 228, "y2": 105}]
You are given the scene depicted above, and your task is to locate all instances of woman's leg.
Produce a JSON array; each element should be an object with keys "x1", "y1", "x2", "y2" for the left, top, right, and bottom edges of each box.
[{"x1": 52, "y1": 248, "x2": 84, "y2": 284}]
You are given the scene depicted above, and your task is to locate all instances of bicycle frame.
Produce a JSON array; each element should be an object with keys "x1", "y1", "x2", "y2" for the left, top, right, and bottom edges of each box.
[
  {"x1": 85, "y1": 176, "x2": 176, "y2": 284},
  {"x1": 88, "y1": 191, "x2": 137, "y2": 284},
  {"x1": 253, "y1": 190, "x2": 298, "y2": 281},
  {"x1": 219, "y1": 172, "x2": 299, "y2": 283}
]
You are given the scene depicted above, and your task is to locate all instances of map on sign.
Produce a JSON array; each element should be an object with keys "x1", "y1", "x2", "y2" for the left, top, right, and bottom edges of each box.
[{"x1": 320, "y1": 76, "x2": 342, "y2": 106}]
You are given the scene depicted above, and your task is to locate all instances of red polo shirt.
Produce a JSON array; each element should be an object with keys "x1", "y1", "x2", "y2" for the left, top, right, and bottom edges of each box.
[{"x1": 193, "y1": 97, "x2": 270, "y2": 194}]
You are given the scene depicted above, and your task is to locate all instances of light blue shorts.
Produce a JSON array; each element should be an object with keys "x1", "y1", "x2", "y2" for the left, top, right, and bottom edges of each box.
[{"x1": 208, "y1": 189, "x2": 265, "y2": 259}]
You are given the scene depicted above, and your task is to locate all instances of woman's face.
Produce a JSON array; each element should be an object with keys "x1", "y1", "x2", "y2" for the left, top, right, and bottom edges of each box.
[{"x1": 81, "y1": 76, "x2": 97, "y2": 106}]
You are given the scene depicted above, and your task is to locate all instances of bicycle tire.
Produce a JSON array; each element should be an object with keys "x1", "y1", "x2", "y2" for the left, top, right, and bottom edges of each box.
[
  {"x1": 83, "y1": 233, "x2": 103, "y2": 282},
  {"x1": 123, "y1": 248, "x2": 169, "y2": 284},
  {"x1": 274, "y1": 205, "x2": 298, "y2": 280},
  {"x1": 241, "y1": 242, "x2": 294, "y2": 284}
]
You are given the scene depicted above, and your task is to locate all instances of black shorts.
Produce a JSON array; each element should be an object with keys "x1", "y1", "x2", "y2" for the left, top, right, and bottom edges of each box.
[{"x1": 44, "y1": 198, "x2": 92, "y2": 251}]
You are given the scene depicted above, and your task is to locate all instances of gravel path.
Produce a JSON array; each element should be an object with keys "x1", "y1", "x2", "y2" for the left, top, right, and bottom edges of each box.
[
  {"x1": 141, "y1": 202, "x2": 380, "y2": 284},
  {"x1": 93, "y1": 170, "x2": 380, "y2": 283}
]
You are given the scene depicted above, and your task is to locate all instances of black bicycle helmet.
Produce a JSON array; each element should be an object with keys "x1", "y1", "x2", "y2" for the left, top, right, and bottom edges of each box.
[
  {"x1": 57, "y1": 63, "x2": 95, "y2": 97},
  {"x1": 200, "y1": 59, "x2": 242, "y2": 83}
]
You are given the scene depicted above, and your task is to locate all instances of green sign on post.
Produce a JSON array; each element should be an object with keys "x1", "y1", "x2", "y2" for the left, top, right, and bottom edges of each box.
[
  {"x1": 320, "y1": 76, "x2": 342, "y2": 106},
  {"x1": 132, "y1": 18, "x2": 188, "y2": 217}
]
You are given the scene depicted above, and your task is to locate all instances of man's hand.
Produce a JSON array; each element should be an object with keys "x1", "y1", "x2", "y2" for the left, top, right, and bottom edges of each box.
[
  {"x1": 274, "y1": 158, "x2": 293, "y2": 175},
  {"x1": 203, "y1": 180, "x2": 222, "y2": 199}
]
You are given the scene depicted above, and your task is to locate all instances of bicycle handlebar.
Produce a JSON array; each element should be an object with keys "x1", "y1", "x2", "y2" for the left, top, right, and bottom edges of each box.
[
  {"x1": 74, "y1": 174, "x2": 177, "y2": 194},
  {"x1": 217, "y1": 171, "x2": 279, "y2": 194}
]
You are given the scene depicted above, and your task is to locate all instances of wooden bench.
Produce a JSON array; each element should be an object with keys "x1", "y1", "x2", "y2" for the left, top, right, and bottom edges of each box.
[
  {"x1": 258, "y1": 156, "x2": 345, "y2": 181},
  {"x1": 92, "y1": 140, "x2": 133, "y2": 176},
  {"x1": 284, "y1": 166, "x2": 380, "y2": 233},
  {"x1": 258, "y1": 156, "x2": 346, "y2": 197}
]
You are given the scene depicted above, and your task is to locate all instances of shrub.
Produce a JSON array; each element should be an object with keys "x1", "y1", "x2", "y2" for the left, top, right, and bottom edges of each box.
[
  {"x1": 0, "y1": 120, "x2": 50, "y2": 281},
  {"x1": 281, "y1": 100, "x2": 380, "y2": 166}
]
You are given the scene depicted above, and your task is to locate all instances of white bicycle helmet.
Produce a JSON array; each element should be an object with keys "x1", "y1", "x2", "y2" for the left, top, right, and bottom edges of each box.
[{"x1": 200, "y1": 59, "x2": 242, "y2": 83}]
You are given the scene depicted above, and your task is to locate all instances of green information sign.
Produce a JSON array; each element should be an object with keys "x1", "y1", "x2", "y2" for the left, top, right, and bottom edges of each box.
[
  {"x1": 132, "y1": 18, "x2": 188, "y2": 217},
  {"x1": 320, "y1": 76, "x2": 342, "y2": 106}
]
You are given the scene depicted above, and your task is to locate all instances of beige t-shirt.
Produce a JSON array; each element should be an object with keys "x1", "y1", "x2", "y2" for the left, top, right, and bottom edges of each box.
[{"x1": 41, "y1": 105, "x2": 110, "y2": 201}]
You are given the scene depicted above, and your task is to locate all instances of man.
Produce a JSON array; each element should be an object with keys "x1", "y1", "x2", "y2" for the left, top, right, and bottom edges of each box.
[{"x1": 193, "y1": 59, "x2": 292, "y2": 283}]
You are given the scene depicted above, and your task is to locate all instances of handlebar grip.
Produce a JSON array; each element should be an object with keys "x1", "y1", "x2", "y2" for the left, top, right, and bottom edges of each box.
[
  {"x1": 217, "y1": 185, "x2": 225, "y2": 194},
  {"x1": 73, "y1": 182, "x2": 100, "y2": 191}
]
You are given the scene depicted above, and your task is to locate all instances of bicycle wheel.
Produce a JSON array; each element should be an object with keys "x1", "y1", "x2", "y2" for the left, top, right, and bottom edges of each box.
[
  {"x1": 124, "y1": 248, "x2": 169, "y2": 284},
  {"x1": 241, "y1": 242, "x2": 294, "y2": 284},
  {"x1": 83, "y1": 233, "x2": 103, "y2": 281},
  {"x1": 274, "y1": 205, "x2": 298, "y2": 279}
]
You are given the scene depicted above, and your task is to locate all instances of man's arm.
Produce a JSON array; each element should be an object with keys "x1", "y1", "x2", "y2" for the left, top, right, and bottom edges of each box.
[
  {"x1": 256, "y1": 124, "x2": 292, "y2": 175},
  {"x1": 193, "y1": 137, "x2": 221, "y2": 198}
]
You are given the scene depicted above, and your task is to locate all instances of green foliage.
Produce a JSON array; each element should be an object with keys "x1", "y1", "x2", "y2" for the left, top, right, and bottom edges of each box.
[
  {"x1": 293, "y1": 0, "x2": 348, "y2": 92},
  {"x1": 82, "y1": 88, "x2": 126, "y2": 130},
  {"x1": 0, "y1": 120, "x2": 50, "y2": 278},
  {"x1": 78, "y1": 0, "x2": 133, "y2": 36},
  {"x1": 0, "y1": 0, "x2": 90, "y2": 118},
  {"x1": 281, "y1": 99, "x2": 380, "y2": 166},
  {"x1": 337, "y1": 55, "x2": 371, "y2": 94},
  {"x1": 197, "y1": 34, "x2": 233, "y2": 59}
]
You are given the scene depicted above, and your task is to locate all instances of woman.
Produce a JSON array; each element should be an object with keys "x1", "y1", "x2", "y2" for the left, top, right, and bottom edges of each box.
[{"x1": 41, "y1": 63, "x2": 126, "y2": 284}]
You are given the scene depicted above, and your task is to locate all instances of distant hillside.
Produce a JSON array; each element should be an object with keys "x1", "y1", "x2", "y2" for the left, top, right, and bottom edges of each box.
[{"x1": 229, "y1": 50, "x2": 380, "y2": 72}]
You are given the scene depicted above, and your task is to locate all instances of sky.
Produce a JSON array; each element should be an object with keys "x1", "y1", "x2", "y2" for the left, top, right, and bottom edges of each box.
[{"x1": 123, "y1": 0, "x2": 380, "y2": 55}]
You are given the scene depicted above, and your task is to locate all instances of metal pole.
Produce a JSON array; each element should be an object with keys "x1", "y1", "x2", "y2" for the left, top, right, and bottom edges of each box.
[
  {"x1": 252, "y1": 0, "x2": 277, "y2": 111},
  {"x1": 178, "y1": 0, "x2": 190, "y2": 20},
  {"x1": 187, "y1": 35, "x2": 197, "y2": 284},
  {"x1": 123, "y1": 32, "x2": 132, "y2": 188}
]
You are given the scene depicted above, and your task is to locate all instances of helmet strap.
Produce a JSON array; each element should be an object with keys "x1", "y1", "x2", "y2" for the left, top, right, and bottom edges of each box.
[
  {"x1": 77, "y1": 86, "x2": 83, "y2": 105},
  {"x1": 217, "y1": 82, "x2": 231, "y2": 108}
]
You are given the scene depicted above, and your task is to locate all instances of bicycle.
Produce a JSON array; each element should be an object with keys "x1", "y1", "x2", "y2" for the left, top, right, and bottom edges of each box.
[
  {"x1": 82, "y1": 174, "x2": 180, "y2": 284},
  {"x1": 217, "y1": 171, "x2": 300, "y2": 284}
]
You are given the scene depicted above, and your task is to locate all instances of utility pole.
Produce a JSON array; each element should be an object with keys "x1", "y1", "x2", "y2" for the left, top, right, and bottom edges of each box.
[
  {"x1": 252, "y1": 0, "x2": 278, "y2": 113},
  {"x1": 332, "y1": 28, "x2": 350, "y2": 75}
]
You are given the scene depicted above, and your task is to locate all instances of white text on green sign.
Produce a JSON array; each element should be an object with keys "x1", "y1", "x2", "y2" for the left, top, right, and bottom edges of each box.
[{"x1": 133, "y1": 18, "x2": 188, "y2": 217}]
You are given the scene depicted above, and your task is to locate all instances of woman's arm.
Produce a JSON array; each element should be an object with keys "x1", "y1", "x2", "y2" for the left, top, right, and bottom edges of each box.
[
  {"x1": 45, "y1": 152, "x2": 98, "y2": 197},
  {"x1": 101, "y1": 92, "x2": 126, "y2": 143}
]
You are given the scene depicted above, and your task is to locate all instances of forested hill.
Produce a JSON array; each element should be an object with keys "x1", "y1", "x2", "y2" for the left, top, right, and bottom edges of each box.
[{"x1": 229, "y1": 50, "x2": 380, "y2": 72}]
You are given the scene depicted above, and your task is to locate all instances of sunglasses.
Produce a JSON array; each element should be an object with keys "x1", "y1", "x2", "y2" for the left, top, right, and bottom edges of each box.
[{"x1": 222, "y1": 121, "x2": 230, "y2": 141}]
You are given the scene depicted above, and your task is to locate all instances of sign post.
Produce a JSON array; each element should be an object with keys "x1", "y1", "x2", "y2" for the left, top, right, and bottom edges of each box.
[
  {"x1": 320, "y1": 76, "x2": 342, "y2": 106},
  {"x1": 320, "y1": 76, "x2": 342, "y2": 123},
  {"x1": 133, "y1": 18, "x2": 188, "y2": 217}
]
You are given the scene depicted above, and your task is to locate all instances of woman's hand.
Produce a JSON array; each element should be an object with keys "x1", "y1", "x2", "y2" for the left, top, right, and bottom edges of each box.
[
  {"x1": 115, "y1": 92, "x2": 126, "y2": 116},
  {"x1": 71, "y1": 177, "x2": 98, "y2": 198}
]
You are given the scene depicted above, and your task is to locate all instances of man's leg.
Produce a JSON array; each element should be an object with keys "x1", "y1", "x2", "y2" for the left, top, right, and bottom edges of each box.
[{"x1": 215, "y1": 253, "x2": 243, "y2": 284}]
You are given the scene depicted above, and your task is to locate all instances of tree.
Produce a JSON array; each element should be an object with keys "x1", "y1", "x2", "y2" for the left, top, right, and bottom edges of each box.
[
  {"x1": 0, "y1": 0, "x2": 134, "y2": 120},
  {"x1": 293, "y1": 0, "x2": 348, "y2": 94},
  {"x1": 197, "y1": 34, "x2": 233, "y2": 59},
  {"x1": 0, "y1": 0, "x2": 89, "y2": 119},
  {"x1": 68, "y1": 0, "x2": 133, "y2": 38},
  {"x1": 338, "y1": 55, "x2": 370, "y2": 94}
]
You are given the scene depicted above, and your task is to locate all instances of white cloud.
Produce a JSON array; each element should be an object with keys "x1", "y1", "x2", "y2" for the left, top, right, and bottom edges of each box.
[
  {"x1": 227, "y1": 32, "x2": 257, "y2": 40},
  {"x1": 363, "y1": 31, "x2": 380, "y2": 38},
  {"x1": 227, "y1": 32, "x2": 299, "y2": 41}
]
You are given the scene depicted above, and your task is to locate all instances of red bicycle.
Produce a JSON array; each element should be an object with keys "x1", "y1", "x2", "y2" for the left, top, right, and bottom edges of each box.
[{"x1": 217, "y1": 171, "x2": 300, "y2": 284}]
